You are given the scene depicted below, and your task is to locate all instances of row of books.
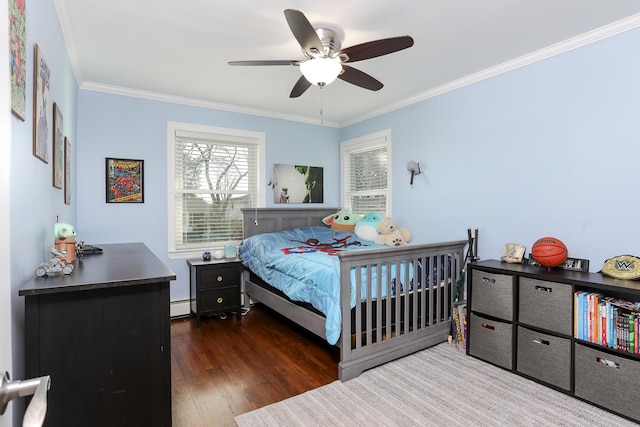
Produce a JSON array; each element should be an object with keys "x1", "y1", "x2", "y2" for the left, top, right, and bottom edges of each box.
[{"x1": 574, "y1": 291, "x2": 640, "y2": 353}]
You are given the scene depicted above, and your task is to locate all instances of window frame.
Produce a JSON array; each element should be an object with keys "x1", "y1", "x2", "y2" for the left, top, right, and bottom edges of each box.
[
  {"x1": 167, "y1": 121, "x2": 265, "y2": 259},
  {"x1": 340, "y1": 129, "x2": 392, "y2": 217}
]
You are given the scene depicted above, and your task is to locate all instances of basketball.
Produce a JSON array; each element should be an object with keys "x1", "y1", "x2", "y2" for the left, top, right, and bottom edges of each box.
[{"x1": 531, "y1": 237, "x2": 568, "y2": 267}]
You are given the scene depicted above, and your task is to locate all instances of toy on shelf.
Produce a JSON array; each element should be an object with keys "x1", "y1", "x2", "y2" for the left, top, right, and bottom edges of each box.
[
  {"x1": 54, "y1": 222, "x2": 77, "y2": 262},
  {"x1": 35, "y1": 247, "x2": 74, "y2": 277}
]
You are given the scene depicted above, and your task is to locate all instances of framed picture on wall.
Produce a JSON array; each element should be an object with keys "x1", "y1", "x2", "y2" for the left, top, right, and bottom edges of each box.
[
  {"x1": 33, "y1": 43, "x2": 50, "y2": 163},
  {"x1": 53, "y1": 103, "x2": 64, "y2": 188},
  {"x1": 9, "y1": 0, "x2": 27, "y2": 121},
  {"x1": 105, "y1": 158, "x2": 144, "y2": 203},
  {"x1": 273, "y1": 164, "x2": 324, "y2": 204},
  {"x1": 64, "y1": 137, "x2": 71, "y2": 205}
]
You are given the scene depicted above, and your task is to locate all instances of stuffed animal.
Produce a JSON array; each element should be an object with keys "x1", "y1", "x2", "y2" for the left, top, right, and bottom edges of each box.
[
  {"x1": 322, "y1": 209, "x2": 363, "y2": 232},
  {"x1": 354, "y1": 212, "x2": 382, "y2": 241},
  {"x1": 380, "y1": 229, "x2": 412, "y2": 247},
  {"x1": 375, "y1": 217, "x2": 411, "y2": 246}
]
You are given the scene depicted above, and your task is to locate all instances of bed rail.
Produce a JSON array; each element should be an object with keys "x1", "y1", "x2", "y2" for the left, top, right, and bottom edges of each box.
[{"x1": 337, "y1": 240, "x2": 467, "y2": 381}]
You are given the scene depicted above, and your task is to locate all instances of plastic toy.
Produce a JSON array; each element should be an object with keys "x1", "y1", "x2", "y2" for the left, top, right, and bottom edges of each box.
[
  {"x1": 54, "y1": 223, "x2": 76, "y2": 239},
  {"x1": 35, "y1": 247, "x2": 74, "y2": 277}
]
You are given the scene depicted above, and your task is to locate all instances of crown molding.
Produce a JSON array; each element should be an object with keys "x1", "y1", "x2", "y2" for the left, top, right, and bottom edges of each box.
[
  {"x1": 78, "y1": 13, "x2": 640, "y2": 129},
  {"x1": 339, "y1": 13, "x2": 640, "y2": 127},
  {"x1": 79, "y1": 82, "x2": 340, "y2": 128}
]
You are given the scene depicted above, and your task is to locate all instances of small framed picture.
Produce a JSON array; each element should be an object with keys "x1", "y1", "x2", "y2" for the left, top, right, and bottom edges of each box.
[
  {"x1": 10, "y1": 0, "x2": 27, "y2": 121},
  {"x1": 528, "y1": 256, "x2": 589, "y2": 272},
  {"x1": 64, "y1": 137, "x2": 71, "y2": 205},
  {"x1": 52, "y1": 103, "x2": 63, "y2": 188},
  {"x1": 33, "y1": 43, "x2": 50, "y2": 163},
  {"x1": 106, "y1": 158, "x2": 144, "y2": 203}
]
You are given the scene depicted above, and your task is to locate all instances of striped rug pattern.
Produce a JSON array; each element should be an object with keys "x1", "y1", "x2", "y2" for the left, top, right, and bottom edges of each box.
[{"x1": 235, "y1": 342, "x2": 634, "y2": 426}]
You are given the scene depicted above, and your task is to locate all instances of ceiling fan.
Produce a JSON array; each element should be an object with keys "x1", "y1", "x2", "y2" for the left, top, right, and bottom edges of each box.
[{"x1": 228, "y1": 9, "x2": 414, "y2": 98}]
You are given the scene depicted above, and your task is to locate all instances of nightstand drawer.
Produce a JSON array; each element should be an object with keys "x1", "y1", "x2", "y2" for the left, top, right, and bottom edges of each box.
[
  {"x1": 517, "y1": 326, "x2": 571, "y2": 391},
  {"x1": 200, "y1": 265, "x2": 239, "y2": 289},
  {"x1": 575, "y1": 343, "x2": 640, "y2": 421},
  {"x1": 469, "y1": 312, "x2": 512, "y2": 370},
  {"x1": 201, "y1": 287, "x2": 239, "y2": 312},
  {"x1": 471, "y1": 269, "x2": 514, "y2": 321},
  {"x1": 518, "y1": 277, "x2": 572, "y2": 335}
]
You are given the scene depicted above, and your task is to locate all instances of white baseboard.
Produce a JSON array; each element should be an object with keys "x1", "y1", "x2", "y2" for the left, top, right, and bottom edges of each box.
[{"x1": 170, "y1": 300, "x2": 191, "y2": 318}]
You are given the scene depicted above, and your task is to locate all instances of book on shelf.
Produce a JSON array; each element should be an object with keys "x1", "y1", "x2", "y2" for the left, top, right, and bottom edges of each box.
[{"x1": 573, "y1": 291, "x2": 640, "y2": 353}]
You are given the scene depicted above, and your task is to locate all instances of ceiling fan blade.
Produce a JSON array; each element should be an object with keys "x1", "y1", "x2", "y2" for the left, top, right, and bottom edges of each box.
[
  {"x1": 338, "y1": 65, "x2": 383, "y2": 91},
  {"x1": 284, "y1": 9, "x2": 324, "y2": 57},
  {"x1": 340, "y1": 36, "x2": 414, "y2": 63},
  {"x1": 289, "y1": 75, "x2": 312, "y2": 98},
  {"x1": 228, "y1": 60, "x2": 299, "y2": 66}
]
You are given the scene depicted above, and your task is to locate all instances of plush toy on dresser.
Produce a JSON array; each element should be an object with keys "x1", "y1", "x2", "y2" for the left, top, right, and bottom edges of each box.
[{"x1": 375, "y1": 217, "x2": 412, "y2": 247}]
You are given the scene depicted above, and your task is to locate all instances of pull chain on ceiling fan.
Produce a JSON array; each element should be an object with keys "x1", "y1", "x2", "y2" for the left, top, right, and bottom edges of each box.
[{"x1": 228, "y1": 9, "x2": 414, "y2": 98}]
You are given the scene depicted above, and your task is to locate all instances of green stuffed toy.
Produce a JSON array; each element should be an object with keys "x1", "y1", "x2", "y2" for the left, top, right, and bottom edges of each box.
[
  {"x1": 354, "y1": 212, "x2": 382, "y2": 241},
  {"x1": 322, "y1": 209, "x2": 362, "y2": 232}
]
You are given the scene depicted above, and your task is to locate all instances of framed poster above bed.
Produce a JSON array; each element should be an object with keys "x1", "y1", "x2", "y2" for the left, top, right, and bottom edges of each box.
[{"x1": 273, "y1": 164, "x2": 323, "y2": 204}]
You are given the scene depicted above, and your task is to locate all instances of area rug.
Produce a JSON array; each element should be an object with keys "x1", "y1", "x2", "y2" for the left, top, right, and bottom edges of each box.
[{"x1": 235, "y1": 342, "x2": 634, "y2": 426}]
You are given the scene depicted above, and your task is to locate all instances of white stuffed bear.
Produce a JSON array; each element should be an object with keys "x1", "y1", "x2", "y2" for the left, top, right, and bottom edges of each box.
[{"x1": 375, "y1": 217, "x2": 411, "y2": 246}]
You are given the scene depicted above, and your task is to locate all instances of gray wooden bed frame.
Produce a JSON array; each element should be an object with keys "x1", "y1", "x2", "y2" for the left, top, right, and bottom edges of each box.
[{"x1": 242, "y1": 207, "x2": 467, "y2": 381}]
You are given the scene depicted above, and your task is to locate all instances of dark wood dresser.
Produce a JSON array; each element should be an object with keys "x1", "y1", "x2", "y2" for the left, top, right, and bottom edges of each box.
[{"x1": 19, "y1": 243, "x2": 176, "y2": 427}]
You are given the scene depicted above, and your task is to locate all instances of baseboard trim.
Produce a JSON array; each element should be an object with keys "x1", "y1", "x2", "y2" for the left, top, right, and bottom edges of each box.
[{"x1": 170, "y1": 300, "x2": 191, "y2": 318}]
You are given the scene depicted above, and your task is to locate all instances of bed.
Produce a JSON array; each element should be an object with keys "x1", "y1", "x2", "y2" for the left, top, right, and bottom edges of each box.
[{"x1": 241, "y1": 207, "x2": 467, "y2": 381}]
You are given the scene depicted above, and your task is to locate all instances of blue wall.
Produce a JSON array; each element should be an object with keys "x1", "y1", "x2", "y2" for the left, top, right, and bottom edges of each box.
[
  {"x1": 74, "y1": 26, "x2": 640, "y2": 306},
  {"x1": 9, "y1": 8, "x2": 640, "y2": 424},
  {"x1": 342, "y1": 26, "x2": 640, "y2": 270},
  {"x1": 9, "y1": 0, "x2": 78, "y2": 423},
  {"x1": 76, "y1": 91, "x2": 340, "y2": 302}
]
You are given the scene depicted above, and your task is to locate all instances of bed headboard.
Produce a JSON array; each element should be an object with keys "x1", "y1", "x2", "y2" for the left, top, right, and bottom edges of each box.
[{"x1": 241, "y1": 207, "x2": 339, "y2": 238}]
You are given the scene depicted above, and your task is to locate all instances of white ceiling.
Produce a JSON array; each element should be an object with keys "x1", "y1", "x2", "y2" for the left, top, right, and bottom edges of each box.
[{"x1": 54, "y1": 0, "x2": 640, "y2": 127}]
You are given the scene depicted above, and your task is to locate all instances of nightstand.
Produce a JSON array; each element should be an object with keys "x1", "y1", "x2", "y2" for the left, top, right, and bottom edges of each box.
[{"x1": 187, "y1": 257, "x2": 243, "y2": 327}]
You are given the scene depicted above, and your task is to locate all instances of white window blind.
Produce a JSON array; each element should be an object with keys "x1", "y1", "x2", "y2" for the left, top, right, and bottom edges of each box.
[
  {"x1": 167, "y1": 122, "x2": 264, "y2": 256},
  {"x1": 341, "y1": 130, "x2": 391, "y2": 216}
]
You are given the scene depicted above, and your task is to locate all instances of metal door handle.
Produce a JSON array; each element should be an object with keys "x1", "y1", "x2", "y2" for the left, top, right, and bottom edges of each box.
[{"x1": 0, "y1": 371, "x2": 51, "y2": 427}]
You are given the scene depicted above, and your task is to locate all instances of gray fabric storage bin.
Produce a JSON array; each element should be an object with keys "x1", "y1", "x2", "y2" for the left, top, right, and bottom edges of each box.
[
  {"x1": 518, "y1": 277, "x2": 572, "y2": 335},
  {"x1": 516, "y1": 326, "x2": 571, "y2": 391},
  {"x1": 471, "y1": 270, "x2": 514, "y2": 321},
  {"x1": 469, "y1": 312, "x2": 513, "y2": 370},
  {"x1": 575, "y1": 343, "x2": 640, "y2": 421}
]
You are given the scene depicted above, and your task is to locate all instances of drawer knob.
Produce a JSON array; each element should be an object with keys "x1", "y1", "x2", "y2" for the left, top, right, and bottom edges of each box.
[
  {"x1": 217, "y1": 297, "x2": 223, "y2": 304},
  {"x1": 481, "y1": 323, "x2": 495, "y2": 330},
  {"x1": 217, "y1": 275, "x2": 223, "y2": 282},
  {"x1": 482, "y1": 277, "x2": 496, "y2": 284},
  {"x1": 596, "y1": 357, "x2": 619, "y2": 368},
  {"x1": 535, "y1": 285, "x2": 552, "y2": 293}
]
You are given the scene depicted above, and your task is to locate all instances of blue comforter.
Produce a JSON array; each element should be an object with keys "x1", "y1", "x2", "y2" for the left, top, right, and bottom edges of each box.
[{"x1": 240, "y1": 226, "x2": 390, "y2": 344}]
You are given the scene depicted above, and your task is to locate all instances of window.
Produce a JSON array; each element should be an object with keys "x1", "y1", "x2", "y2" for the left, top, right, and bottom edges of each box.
[
  {"x1": 340, "y1": 129, "x2": 391, "y2": 216},
  {"x1": 167, "y1": 122, "x2": 265, "y2": 258}
]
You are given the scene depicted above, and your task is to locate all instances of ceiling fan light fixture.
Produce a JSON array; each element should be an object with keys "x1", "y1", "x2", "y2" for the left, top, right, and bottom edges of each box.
[{"x1": 300, "y1": 58, "x2": 342, "y2": 86}]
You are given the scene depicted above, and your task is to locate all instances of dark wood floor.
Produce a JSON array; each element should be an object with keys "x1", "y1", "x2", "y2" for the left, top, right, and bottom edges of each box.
[{"x1": 171, "y1": 304, "x2": 340, "y2": 427}]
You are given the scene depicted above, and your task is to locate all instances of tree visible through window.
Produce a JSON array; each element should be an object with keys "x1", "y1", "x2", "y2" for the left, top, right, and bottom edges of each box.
[{"x1": 167, "y1": 122, "x2": 264, "y2": 256}]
